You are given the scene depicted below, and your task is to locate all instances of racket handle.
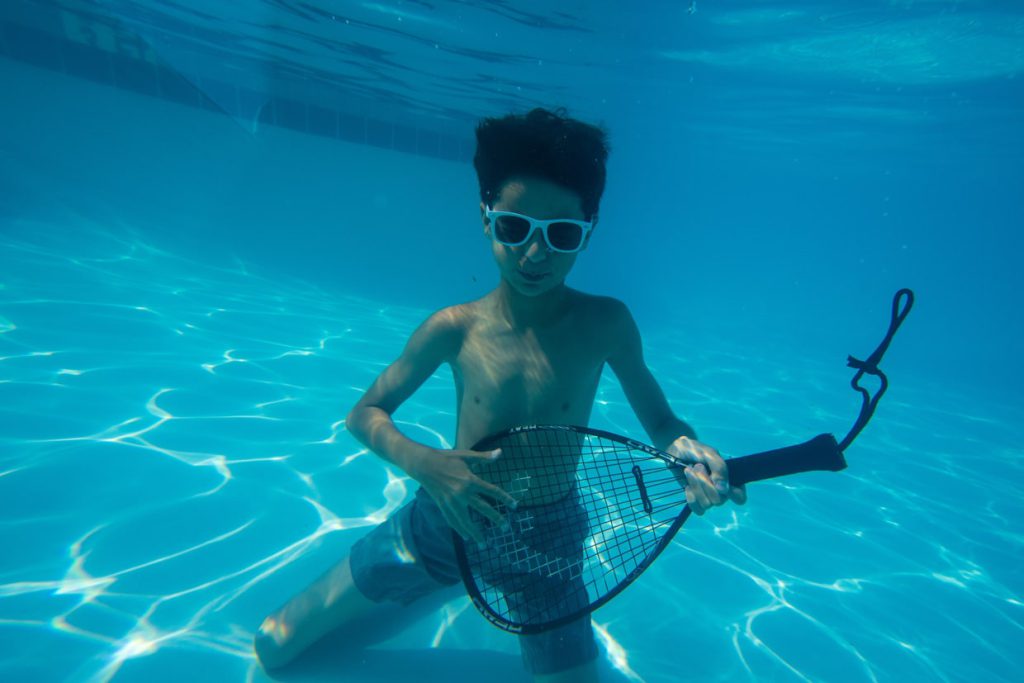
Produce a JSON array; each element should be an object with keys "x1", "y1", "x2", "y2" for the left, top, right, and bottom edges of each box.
[{"x1": 726, "y1": 433, "x2": 847, "y2": 486}]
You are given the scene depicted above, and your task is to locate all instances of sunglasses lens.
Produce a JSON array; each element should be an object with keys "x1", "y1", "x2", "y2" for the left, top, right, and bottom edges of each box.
[
  {"x1": 494, "y1": 215, "x2": 531, "y2": 244},
  {"x1": 549, "y1": 222, "x2": 584, "y2": 251}
]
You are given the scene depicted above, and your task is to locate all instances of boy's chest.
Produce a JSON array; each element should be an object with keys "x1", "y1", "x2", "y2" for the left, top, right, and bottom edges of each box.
[{"x1": 454, "y1": 319, "x2": 609, "y2": 423}]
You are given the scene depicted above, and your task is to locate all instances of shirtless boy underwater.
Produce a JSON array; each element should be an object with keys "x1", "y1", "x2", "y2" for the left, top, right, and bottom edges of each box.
[{"x1": 254, "y1": 108, "x2": 747, "y2": 683}]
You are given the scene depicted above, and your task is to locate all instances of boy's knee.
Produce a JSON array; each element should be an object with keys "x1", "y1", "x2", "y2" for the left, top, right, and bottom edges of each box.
[{"x1": 253, "y1": 619, "x2": 290, "y2": 671}]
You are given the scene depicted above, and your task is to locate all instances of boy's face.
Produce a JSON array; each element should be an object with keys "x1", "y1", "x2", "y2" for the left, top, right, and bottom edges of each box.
[{"x1": 482, "y1": 176, "x2": 591, "y2": 297}]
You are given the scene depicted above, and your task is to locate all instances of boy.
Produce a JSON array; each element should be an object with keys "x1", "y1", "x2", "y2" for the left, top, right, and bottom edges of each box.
[{"x1": 254, "y1": 108, "x2": 746, "y2": 682}]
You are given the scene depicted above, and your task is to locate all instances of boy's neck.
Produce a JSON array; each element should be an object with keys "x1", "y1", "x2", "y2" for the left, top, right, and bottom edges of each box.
[{"x1": 493, "y1": 278, "x2": 570, "y2": 330}]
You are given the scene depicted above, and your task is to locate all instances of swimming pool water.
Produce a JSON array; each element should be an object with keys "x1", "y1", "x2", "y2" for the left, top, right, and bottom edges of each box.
[
  {"x1": 1, "y1": 220, "x2": 1020, "y2": 682},
  {"x1": 2, "y1": 1, "x2": 1023, "y2": 681}
]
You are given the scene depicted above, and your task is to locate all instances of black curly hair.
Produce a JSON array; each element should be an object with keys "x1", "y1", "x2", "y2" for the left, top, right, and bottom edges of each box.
[{"x1": 473, "y1": 108, "x2": 609, "y2": 220}]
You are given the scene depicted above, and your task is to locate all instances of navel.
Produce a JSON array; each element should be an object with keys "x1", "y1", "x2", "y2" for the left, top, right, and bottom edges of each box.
[{"x1": 474, "y1": 396, "x2": 481, "y2": 405}]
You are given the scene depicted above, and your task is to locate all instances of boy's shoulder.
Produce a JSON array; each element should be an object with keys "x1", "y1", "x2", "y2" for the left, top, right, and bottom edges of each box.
[
  {"x1": 572, "y1": 288, "x2": 630, "y2": 315},
  {"x1": 563, "y1": 288, "x2": 634, "y2": 331},
  {"x1": 417, "y1": 302, "x2": 472, "y2": 336},
  {"x1": 414, "y1": 300, "x2": 482, "y2": 347}
]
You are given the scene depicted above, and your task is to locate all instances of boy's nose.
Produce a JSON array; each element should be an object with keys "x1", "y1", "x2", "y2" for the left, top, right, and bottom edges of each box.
[{"x1": 523, "y1": 232, "x2": 549, "y2": 261}]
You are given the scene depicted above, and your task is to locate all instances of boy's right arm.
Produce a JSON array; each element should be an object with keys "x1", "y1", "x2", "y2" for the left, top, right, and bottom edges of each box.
[{"x1": 345, "y1": 308, "x2": 516, "y2": 544}]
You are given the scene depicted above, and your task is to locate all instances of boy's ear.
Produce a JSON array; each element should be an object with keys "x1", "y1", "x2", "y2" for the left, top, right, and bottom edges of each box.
[{"x1": 481, "y1": 202, "x2": 491, "y2": 237}]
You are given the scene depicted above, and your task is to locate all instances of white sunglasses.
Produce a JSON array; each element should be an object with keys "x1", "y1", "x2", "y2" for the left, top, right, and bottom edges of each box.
[{"x1": 485, "y1": 207, "x2": 594, "y2": 253}]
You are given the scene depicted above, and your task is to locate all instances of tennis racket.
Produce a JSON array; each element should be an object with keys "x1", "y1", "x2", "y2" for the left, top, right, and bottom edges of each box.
[{"x1": 452, "y1": 289, "x2": 914, "y2": 634}]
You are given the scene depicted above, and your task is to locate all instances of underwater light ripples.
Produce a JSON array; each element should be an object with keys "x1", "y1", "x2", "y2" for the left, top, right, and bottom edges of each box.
[{"x1": 0, "y1": 220, "x2": 1021, "y2": 681}]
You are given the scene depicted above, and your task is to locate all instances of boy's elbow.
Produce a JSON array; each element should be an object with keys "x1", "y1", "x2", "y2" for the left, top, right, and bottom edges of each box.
[
  {"x1": 345, "y1": 404, "x2": 365, "y2": 434},
  {"x1": 345, "y1": 401, "x2": 387, "y2": 439},
  {"x1": 345, "y1": 396, "x2": 367, "y2": 432}
]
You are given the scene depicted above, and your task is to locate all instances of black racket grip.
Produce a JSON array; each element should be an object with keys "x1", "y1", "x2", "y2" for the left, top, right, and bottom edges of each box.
[{"x1": 726, "y1": 433, "x2": 847, "y2": 486}]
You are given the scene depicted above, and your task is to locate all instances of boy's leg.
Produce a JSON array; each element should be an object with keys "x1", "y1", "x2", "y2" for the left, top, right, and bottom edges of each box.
[
  {"x1": 533, "y1": 660, "x2": 600, "y2": 683},
  {"x1": 255, "y1": 488, "x2": 465, "y2": 670},
  {"x1": 517, "y1": 613, "x2": 600, "y2": 683},
  {"x1": 254, "y1": 553, "x2": 376, "y2": 669},
  {"x1": 513, "y1": 488, "x2": 600, "y2": 682}
]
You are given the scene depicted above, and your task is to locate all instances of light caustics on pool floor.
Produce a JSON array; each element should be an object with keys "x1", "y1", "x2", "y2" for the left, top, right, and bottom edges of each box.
[{"x1": 0, "y1": 220, "x2": 1022, "y2": 683}]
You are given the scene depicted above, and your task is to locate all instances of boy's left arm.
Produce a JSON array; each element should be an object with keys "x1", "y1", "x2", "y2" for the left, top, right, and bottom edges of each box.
[{"x1": 605, "y1": 301, "x2": 747, "y2": 515}]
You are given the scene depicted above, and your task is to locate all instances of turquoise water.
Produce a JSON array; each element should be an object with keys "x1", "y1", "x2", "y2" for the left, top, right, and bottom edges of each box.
[
  {"x1": 2, "y1": 219, "x2": 1021, "y2": 682},
  {"x1": 2, "y1": 1, "x2": 1023, "y2": 682}
]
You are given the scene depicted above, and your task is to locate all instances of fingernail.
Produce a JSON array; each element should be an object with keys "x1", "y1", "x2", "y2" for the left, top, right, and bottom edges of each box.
[{"x1": 490, "y1": 449, "x2": 501, "y2": 459}]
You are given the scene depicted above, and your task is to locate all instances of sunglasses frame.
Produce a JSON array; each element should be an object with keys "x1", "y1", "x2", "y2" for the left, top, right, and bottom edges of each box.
[{"x1": 484, "y1": 206, "x2": 594, "y2": 254}]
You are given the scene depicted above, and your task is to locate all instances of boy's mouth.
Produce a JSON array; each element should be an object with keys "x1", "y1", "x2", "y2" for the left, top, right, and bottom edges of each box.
[{"x1": 519, "y1": 270, "x2": 549, "y2": 283}]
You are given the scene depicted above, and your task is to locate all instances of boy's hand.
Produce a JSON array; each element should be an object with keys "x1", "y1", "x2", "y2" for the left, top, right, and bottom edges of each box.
[
  {"x1": 666, "y1": 435, "x2": 748, "y2": 515},
  {"x1": 411, "y1": 447, "x2": 518, "y2": 546}
]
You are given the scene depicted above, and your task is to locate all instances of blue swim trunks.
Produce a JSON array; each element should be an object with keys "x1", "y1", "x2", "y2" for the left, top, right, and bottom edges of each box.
[{"x1": 349, "y1": 486, "x2": 599, "y2": 676}]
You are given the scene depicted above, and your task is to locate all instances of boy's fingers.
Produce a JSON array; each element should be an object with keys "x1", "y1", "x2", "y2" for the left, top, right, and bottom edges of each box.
[
  {"x1": 684, "y1": 483, "x2": 704, "y2": 515},
  {"x1": 696, "y1": 459, "x2": 743, "y2": 506},
  {"x1": 731, "y1": 484, "x2": 748, "y2": 505},
  {"x1": 693, "y1": 446, "x2": 730, "y2": 491},
  {"x1": 477, "y1": 480, "x2": 519, "y2": 511},
  {"x1": 710, "y1": 469, "x2": 730, "y2": 497},
  {"x1": 469, "y1": 495, "x2": 504, "y2": 525},
  {"x1": 689, "y1": 465, "x2": 722, "y2": 505},
  {"x1": 706, "y1": 455, "x2": 728, "y2": 481},
  {"x1": 684, "y1": 468, "x2": 710, "y2": 511},
  {"x1": 458, "y1": 515, "x2": 484, "y2": 546},
  {"x1": 461, "y1": 447, "x2": 502, "y2": 461},
  {"x1": 443, "y1": 505, "x2": 483, "y2": 545}
]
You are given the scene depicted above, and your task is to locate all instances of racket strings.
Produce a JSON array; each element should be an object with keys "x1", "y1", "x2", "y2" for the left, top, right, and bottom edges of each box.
[{"x1": 465, "y1": 429, "x2": 689, "y2": 630}]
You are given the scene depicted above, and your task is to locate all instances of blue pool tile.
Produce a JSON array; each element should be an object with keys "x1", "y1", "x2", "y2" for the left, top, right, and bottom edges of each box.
[
  {"x1": 337, "y1": 112, "x2": 365, "y2": 143},
  {"x1": 60, "y1": 39, "x2": 111, "y2": 85},
  {"x1": 393, "y1": 123, "x2": 416, "y2": 154},
  {"x1": 365, "y1": 119, "x2": 392, "y2": 148},
  {"x1": 457, "y1": 138, "x2": 474, "y2": 163},
  {"x1": 155, "y1": 65, "x2": 201, "y2": 108},
  {"x1": 438, "y1": 134, "x2": 461, "y2": 161},
  {"x1": 236, "y1": 86, "x2": 267, "y2": 127},
  {"x1": 194, "y1": 76, "x2": 231, "y2": 113},
  {"x1": 111, "y1": 52, "x2": 157, "y2": 96},
  {"x1": 1, "y1": 22, "x2": 62, "y2": 71},
  {"x1": 307, "y1": 104, "x2": 336, "y2": 138},
  {"x1": 273, "y1": 97, "x2": 307, "y2": 133},
  {"x1": 416, "y1": 129, "x2": 439, "y2": 157}
]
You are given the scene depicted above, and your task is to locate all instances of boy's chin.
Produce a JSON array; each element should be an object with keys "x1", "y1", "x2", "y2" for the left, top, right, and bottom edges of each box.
[{"x1": 507, "y1": 276, "x2": 564, "y2": 297}]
